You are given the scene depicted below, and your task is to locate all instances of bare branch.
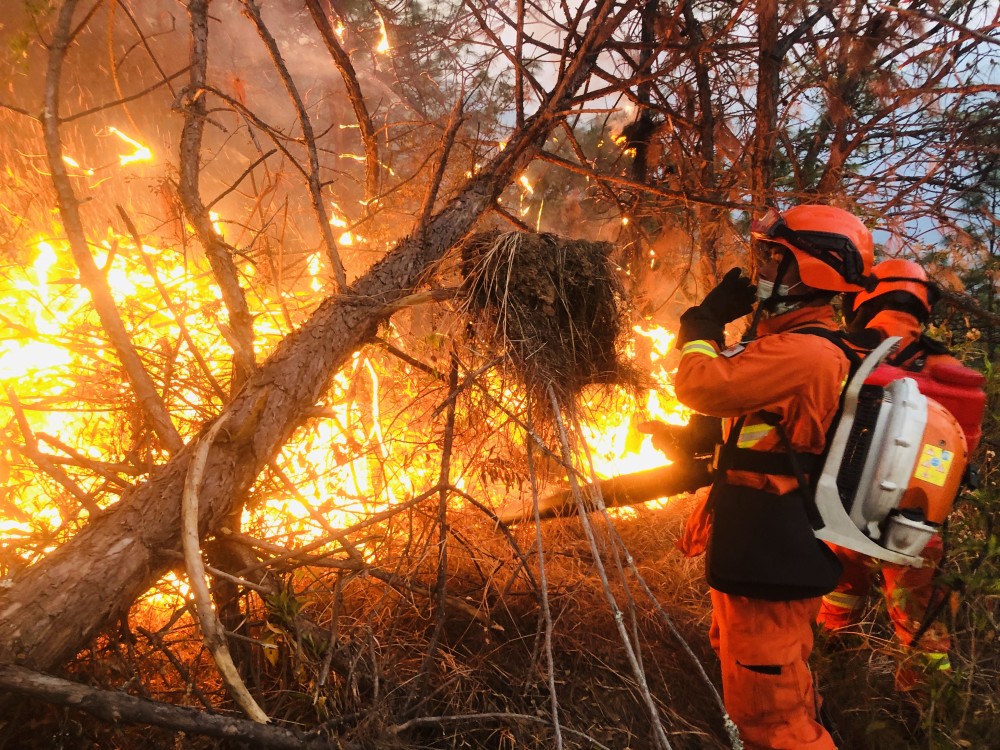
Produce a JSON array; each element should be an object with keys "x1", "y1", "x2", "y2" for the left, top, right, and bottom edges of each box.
[
  {"x1": 240, "y1": 0, "x2": 347, "y2": 291},
  {"x1": 41, "y1": 0, "x2": 183, "y2": 455},
  {"x1": 176, "y1": 0, "x2": 256, "y2": 391},
  {"x1": 181, "y1": 412, "x2": 268, "y2": 724},
  {"x1": 304, "y1": 0, "x2": 380, "y2": 205}
]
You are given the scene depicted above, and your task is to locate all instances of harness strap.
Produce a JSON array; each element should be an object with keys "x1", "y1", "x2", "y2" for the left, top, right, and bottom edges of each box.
[
  {"x1": 790, "y1": 326, "x2": 866, "y2": 371},
  {"x1": 887, "y1": 334, "x2": 951, "y2": 371},
  {"x1": 724, "y1": 446, "x2": 823, "y2": 476},
  {"x1": 708, "y1": 327, "x2": 873, "y2": 530}
]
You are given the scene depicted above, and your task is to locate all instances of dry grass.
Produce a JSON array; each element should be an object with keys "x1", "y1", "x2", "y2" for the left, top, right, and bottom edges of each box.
[{"x1": 0, "y1": 479, "x2": 997, "y2": 749}]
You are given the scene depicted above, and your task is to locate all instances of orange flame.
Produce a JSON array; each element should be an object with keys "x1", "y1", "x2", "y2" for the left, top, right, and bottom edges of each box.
[{"x1": 376, "y1": 13, "x2": 390, "y2": 53}]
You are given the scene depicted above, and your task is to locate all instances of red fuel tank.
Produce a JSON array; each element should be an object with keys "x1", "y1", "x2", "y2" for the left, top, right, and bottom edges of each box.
[{"x1": 867, "y1": 362, "x2": 986, "y2": 452}]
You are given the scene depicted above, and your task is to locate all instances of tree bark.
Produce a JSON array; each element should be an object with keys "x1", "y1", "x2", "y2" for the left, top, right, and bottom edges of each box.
[{"x1": 0, "y1": 0, "x2": 632, "y2": 672}]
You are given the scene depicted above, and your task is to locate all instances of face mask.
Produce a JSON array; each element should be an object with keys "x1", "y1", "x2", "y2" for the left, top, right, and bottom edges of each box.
[{"x1": 756, "y1": 278, "x2": 805, "y2": 315}]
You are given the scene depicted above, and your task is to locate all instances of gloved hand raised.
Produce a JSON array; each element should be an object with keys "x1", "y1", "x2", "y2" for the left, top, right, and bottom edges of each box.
[
  {"x1": 700, "y1": 268, "x2": 757, "y2": 325},
  {"x1": 677, "y1": 268, "x2": 756, "y2": 347}
]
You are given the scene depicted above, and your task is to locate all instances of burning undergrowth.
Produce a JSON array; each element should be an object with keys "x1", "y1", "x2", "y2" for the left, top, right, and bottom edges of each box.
[{"x1": 458, "y1": 230, "x2": 638, "y2": 408}]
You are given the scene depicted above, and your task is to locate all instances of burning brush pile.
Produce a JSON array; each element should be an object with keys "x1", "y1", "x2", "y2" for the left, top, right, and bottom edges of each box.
[{"x1": 459, "y1": 230, "x2": 636, "y2": 406}]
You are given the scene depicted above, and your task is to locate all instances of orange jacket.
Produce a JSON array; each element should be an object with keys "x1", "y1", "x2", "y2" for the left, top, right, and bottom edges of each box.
[
  {"x1": 865, "y1": 309, "x2": 963, "y2": 370},
  {"x1": 674, "y1": 306, "x2": 851, "y2": 497}
]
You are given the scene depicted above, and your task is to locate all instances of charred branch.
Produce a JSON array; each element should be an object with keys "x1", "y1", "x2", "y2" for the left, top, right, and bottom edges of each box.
[
  {"x1": 0, "y1": 663, "x2": 352, "y2": 750},
  {"x1": 177, "y1": 0, "x2": 257, "y2": 392}
]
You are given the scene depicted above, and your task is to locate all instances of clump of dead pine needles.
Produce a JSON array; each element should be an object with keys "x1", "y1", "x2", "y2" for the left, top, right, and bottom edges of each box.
[{"x1": 459, "y1": 230, "x2": 634, "y2": 405}]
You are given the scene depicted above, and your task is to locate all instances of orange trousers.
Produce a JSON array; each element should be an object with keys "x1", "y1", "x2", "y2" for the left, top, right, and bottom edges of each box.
[
  {"x1": 817, "y1": 536, "x2": 949, "y2": 653},
  {"x1": 710, "y1": 590, "x2": 835, "y2": 750}
]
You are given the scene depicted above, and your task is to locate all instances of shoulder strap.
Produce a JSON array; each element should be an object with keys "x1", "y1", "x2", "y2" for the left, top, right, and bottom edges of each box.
[
  {"x1": 713, "y1": 326, "x2": 873, "y2": 528},
  {"x1": 888, "y1": 333, "x2": 951, "y2": 371},
  {"x1": 788, "y1": 326, "x2": 868, "y2": 373}
]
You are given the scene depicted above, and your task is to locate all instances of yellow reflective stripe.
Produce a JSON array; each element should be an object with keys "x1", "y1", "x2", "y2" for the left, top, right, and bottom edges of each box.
[
  {"x1": 822, "y1": 591, "x2": 862, "y2": 610},
  {"x1": 917, "y1": 652, "x2": 952, "y2": 671},
  {"x1": 681, "y1": 340, "x2": 718, "y2": 359},
  {"x1": 737, "y1": 423, "x2": 774, "y2": 448}
]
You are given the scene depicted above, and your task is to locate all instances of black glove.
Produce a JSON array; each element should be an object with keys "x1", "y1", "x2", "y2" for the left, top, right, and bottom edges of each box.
[
  {"x1": 701, "y1": 268, "x2": 757, "y2": 324},
  {"x1": 638, "y1": 414, "x2": 722, "y2": 461},
  {"x1": 677, "y1": 268, "x2": 756, "y2": 346}
]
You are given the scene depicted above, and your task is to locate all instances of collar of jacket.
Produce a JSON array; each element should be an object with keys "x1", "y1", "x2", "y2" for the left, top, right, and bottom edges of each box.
[
  {"x1": 865, "y1": 308, "x2": 921, "y2": 349},
  {"x1": 756, "y1": 304, "x2": 838, "y2": 337}
]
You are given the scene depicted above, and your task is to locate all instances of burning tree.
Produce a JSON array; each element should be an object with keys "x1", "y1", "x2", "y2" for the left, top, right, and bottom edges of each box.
[{"x1": 0, "y1": 1, "x2": 998, "y2": 748}]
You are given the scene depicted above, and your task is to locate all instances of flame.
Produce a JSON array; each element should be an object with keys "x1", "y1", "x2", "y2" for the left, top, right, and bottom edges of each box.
[
  {"x1": 107, "y1": 126, "x2": 152, "y2": 165},
  {"x1": 328, "y1": 202, "x2": 358, "y2": 245},
  {"x1": 578, "y1": 324, "x2": 688, "y2": 481},
  {"x1": 329, "y1": 202, "x2": 348, "y2": 228},
  {"x1": 2, "y1": 216, "x2": 686, "y2": 619},
  {"x1": 376, "y1": 13, "x2": 390, "y2": 53},
  {"x1": 307, "y1": 251, "x2": 323, "y2": 292},
  {"x1": 209, "y1": 210, "x2": 225, "y2": 237},
  {"x1": 519, "y1": 175, "x2": 534, "y2": 194}
]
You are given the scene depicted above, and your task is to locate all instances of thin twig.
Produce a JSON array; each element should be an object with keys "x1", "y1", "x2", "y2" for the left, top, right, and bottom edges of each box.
[
  {"x1": 3, "y1": 387, "x2": 102, "y2": 516},
  {"x1": 418, "y1": 354, "x2": 460, "y2": 685},
  {"x1": 418, "y1": 93, "x2": 466, "y2": 232},
  {"x1": 525, "y1": 402, "x2": 563, "y2": 749},
  {"x1": 303, "y1": 0, "x2": 380, "y2": 205},
  {"x1": 240, "y1": 0, "x2": 347, "y2": 290},
  {"x1": 116, "y1": 204, "x2": 227, "y2": 403},
  {"x1": 390, "y1": 711, "x2": 611, "y2": 749}
]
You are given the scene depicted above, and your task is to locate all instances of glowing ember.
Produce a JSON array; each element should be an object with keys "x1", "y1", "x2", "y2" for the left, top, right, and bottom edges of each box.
[
  {"x1": 62, "y1": 155, "x2": 94, "y2": 175},
  {"x1": 107, "y1": 126, "x2": 152, "y2": 165}
]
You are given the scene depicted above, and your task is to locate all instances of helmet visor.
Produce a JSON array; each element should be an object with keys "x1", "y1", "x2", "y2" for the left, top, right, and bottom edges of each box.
[{"x1": 751, "y1": 207, "x2": 869, "y2": 287}]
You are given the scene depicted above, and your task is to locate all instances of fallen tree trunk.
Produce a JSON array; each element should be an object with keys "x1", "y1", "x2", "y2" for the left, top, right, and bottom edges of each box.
[
  {"x1": 0, "y1": 1, "x2": 631, "y2": 672},
  {"x1": 495, "y1": 459, "x2": 713, "y2": 524},
  {"x1": 0, "y1": 663, "x2": 348, "y2": 750}
]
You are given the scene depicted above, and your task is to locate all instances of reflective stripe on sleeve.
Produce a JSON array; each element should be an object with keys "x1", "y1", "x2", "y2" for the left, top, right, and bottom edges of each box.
[
  {"x1": 918, "y1": 652, "x2": 952, "y2": 671},
  {"x1": 737, "y1": 422, "x2": 774, "y2": 448},
  {"x1": 822, "y1": 591, "x2": 862, "y2": 611},
  {"x1": 681, "y1": 340, "x2": 718, "y2": 359}
]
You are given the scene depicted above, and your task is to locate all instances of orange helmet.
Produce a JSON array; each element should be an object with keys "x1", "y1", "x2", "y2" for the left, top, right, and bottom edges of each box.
[
  {"x1": 852, "y1": 258, "x2": 936, "y2": 314},
  {"x1": 751, "y1": 204, "x2": 874, "y2": 292}
]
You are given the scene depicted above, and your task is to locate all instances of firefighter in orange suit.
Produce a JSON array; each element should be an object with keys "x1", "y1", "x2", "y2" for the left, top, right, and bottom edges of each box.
[
  {"x1": 818, "y1": 258, "x2": 982, "y2": 690},
  {"x1": 673, "y1": 205, "x2": 875, "y2": 750}
]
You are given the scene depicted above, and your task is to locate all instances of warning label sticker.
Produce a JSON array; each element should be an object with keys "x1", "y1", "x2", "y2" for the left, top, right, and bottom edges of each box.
[{"x1": 914, "y1": 444, "x2": 954, "y2": 487}]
